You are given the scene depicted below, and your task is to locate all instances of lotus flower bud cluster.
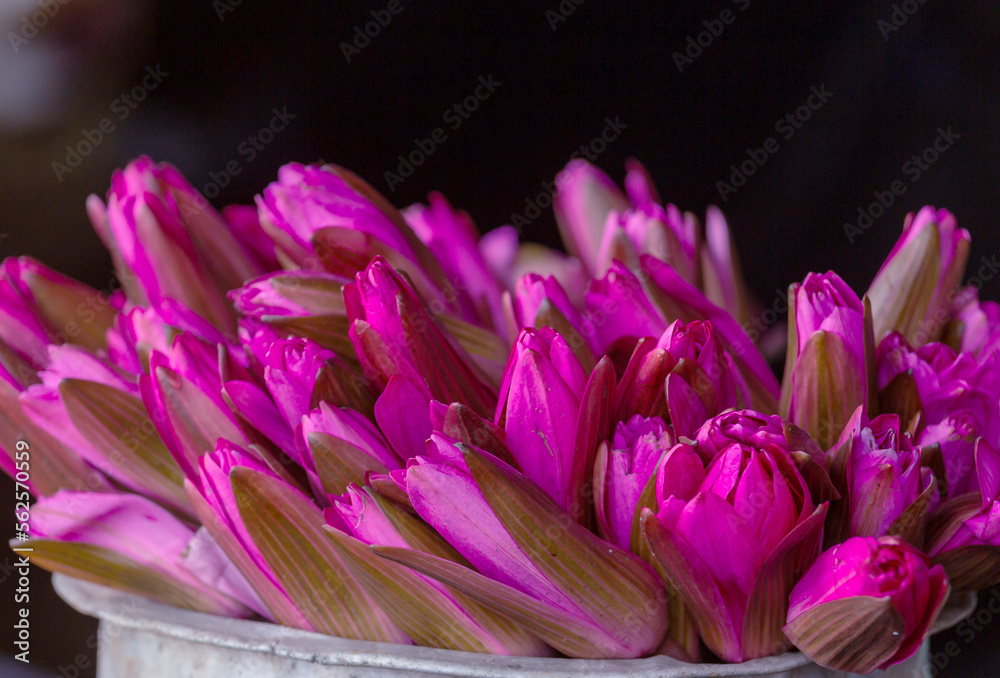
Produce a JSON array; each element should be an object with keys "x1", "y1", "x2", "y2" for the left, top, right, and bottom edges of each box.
[{"x1": 3, "y1": 155, "x2": 993, "y2": 673}]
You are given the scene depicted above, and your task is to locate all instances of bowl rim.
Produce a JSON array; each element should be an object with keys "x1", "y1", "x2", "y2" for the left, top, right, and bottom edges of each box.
[{"x1": 52, "y1": 573, "x2": 978, "y2": 678}]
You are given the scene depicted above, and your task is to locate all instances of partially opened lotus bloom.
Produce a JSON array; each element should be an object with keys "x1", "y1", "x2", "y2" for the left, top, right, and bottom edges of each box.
[{"x1": 5, "y1": 156, "x2": 997, "y2": 673}]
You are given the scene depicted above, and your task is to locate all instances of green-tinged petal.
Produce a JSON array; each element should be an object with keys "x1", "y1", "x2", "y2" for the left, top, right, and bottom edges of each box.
[
  {"x1": 363, "y1": 488, "x2": 466, "y2": 562},
  {"x1": 185, "y1": 480, "x2": 310, "y2": 628},
  {"x1": 741, "y1": 503, "x2": 828, "y2": 659},
  {"x1": 397, "y1": 291, "x2": 498, "y2": 418},
  {"x1": 534, "y1": 300, "x2": 596, "y2": 373},
  {"x1": 641, "y1": 508, "x2": 740, "y2": 661},
  {"x1": 885, "y1": 479, "x2": 934, "y2": 548},
  {"x1": 779, "y1": 283, "x2": 799, "y2": 417},
  {"x1": 862, "y1": 296, "x2": 879, "y2": 417},
  {"x1": 786, "y1": 330, "x2": 867, "y2": 451},
  {"x1": 878, "y1": 372, "x2": 923, "y2": 436},
  {"x1": 268, "y1": 273, "x2": 347, "y2": 315},
  {"x1": 59, "y1": 379, "x2": 190, "y2": 515},
  {"x1": 372, "y1": 545, "x2": 623, "y2": 658},
  {"x1": 437, "y1": 403, "x2": 518, "y2": 468},
  {"x1": 350, "y1": 319, "x2": 424, "y2": 393},
  {"x1": 246, "y1": 443, "x2": 312, "y2": 497},
  {"x1": 926, "y1": 494, "x2": 982, "y2": 551},
  {"x1": 231, "y1": 466, "x2": 408, "y2": 642},
  {"x1": 308, "y1": 431, "x2": 390, "y2": 496},
  {"x1": 783, "y1": 596, "x2": 906, "y2": 673},
  {"x1": 18, "y1": 261, "x2": 117, "y2": 352},
  {"x1": 369, "y1": 473, "x2": 413, "y2": 509},
  {"x1": 850, "y1": 465, "x2": 897, "y2": 538},
  {"x1": 867, "y1": 224, "x2": 940, "y2": 343},
  {"x1": 155, "y1": 364, "x2": 248, "y2": 472},
  {"x1": 931, "y1": 545, "x2": 1000, "y2": 592},
  {"x1": 325, "y1": 529, "x2": 549, "y2": 655},
  {"x1": 570, "y1": 356, "x2": 616, "y2": 526},
  {"x1": 0, "y1": 379, "x2": 104, "y2": 496},
  {"x1": 312, "y1": 357, "x2": 376, "y2": 419},
  {"x1": 788, "y1": 451, "x2": 839, "y2": 504},
  {"x1": 313, "y1": 227, "x2": 457, "y2": 317},
  {"x1": 264, "y1": 314, "x2": 356, "y2": 361},
  {"x1": 671, "y1": 358, "x2": 718, "y2": 416},
  {"x1": 439, "y1": 314, "x2": 509, "y2": 388},
  {"x1": 462, "y1": 443, "x2": 667, "y2": 657},
  {"x1": 624, "y1": 454, "x2": 700, "y2": 661},
  {"x1": 17, "y1": 539, "x2": 244, "y2": 616}
]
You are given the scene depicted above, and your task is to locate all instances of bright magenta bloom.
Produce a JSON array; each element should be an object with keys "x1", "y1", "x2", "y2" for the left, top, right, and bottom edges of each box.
[
  {"x1": 828, "y1": 408, "x2": 935, "y2": 542},
  {"x1": 495, "y1": 327, "x2": 587, "y2": 511},
  {"x1": 643, "y1": 431, "x2": 828, "y2": 662},
  {"x1": 785, "y1": 536, "x2": 949, "y2": 673},
  {"x1": 258, "y1": 162, "x2": 417, "y2": 267},
  {"x1": 346, "y1": 257, "x2": 498, "y2": 417}
]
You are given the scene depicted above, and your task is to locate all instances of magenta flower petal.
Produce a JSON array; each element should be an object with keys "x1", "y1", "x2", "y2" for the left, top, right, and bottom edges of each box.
[{"x1": 374, "y1": 376, "x2": 432, "y2": 462}]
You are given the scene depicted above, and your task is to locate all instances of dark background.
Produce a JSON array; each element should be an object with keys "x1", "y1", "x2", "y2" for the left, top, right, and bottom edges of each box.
[{"x1": 2, "y1": 1, "x2": 1000, "y2": 675}]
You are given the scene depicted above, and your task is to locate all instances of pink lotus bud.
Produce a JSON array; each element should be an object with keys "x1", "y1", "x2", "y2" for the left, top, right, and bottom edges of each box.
[
  {"x1": 2, "y1": 256, "x2": 119, "y2": 355},
  {"x1": 623, "y1": 158, "x2": 660, "y2": 206},
  {"x1": 231, "y1": 270, "x2": 350, "y2": 320},
  {"x1": 784, "y1": 536, "x2": 949, "y2": 673},
  {"x1": 835, "y1": 411, "x2": 934, "y2": 541},
  {"x1": 944, "y1": 286, "x2": 1000, "y2": 356},
  {"x1": 867, "y1": 206, "x2": 971, "y2": 345},
  {"x1": 595, "y1": 203, "x2": 699, "y2": 284},
  {"x1": 507, "y1": 273, "x2": 592, "y2": 352},
  {"x1": 594, "y1": 414, "x2": 675, "y2": 548},
  {"x1": 89, "y1": 157, "x2": 264, "y2": 331},
  {"x1": 643, "y1": 434, "x2": 828, "y2": 662},
  {"x1": 28, "y1": 489, "x2": 253, "y2": 616},
  {"x1": 346, "y1": 257, "x2": 497, "y2": 417},
  {"x1": 553, "y1": 160, "x2": 630, "y2": 275},
  {"x1": 381, "y1": 435, "x2": 668, "y2": 658},
  {"x1": 257, "y1": 162, "x2": 416, "y2": 267},
  {"x1": 495, "y1": 328, "x2": 588, "y2": 513},
  {"x1": 781, "y1": 271, "x2": 872, "y2": 450}
]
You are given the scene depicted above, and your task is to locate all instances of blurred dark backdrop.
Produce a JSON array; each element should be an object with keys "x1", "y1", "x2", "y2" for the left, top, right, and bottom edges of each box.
[{"x1": 2, "y1": 1, "x2": 1000, "y2": 675}]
